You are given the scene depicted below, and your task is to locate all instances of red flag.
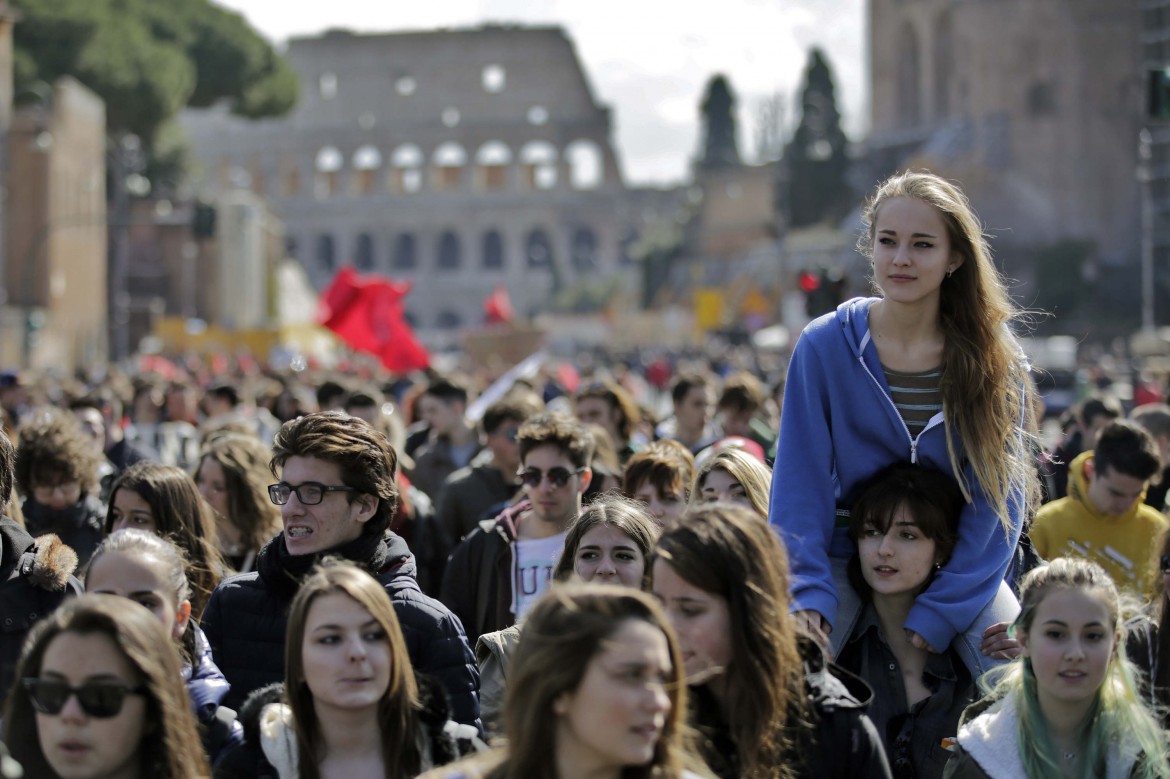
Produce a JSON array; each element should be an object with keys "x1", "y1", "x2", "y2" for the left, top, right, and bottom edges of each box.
[
  {"x1": 483, "y1": 285, "x2": 514, "y2": 325},
  {"x1": 317, "y1": 268, "x2": 430, "y2": 373}
]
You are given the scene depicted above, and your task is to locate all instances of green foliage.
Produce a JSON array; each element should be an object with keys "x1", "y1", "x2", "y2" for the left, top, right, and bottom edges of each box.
[
  {"x1": 786, "y1": 48, "x2": 850, "y2": 228},
  {"x1": 699, "y1": 74, "x2": 741, "y2": 169},
  {"x1": 12, "y1": 0, "x2": 297, "y2": 144}
]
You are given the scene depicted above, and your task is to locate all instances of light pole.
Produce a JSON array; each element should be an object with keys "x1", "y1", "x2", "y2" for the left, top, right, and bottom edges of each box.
[{"x1": 1140, "y1": 128, "x2": 1155, "y2": 332}]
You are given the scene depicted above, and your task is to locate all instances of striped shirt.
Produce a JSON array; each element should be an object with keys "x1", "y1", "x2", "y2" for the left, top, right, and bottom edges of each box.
[{"x1": 883, "y1": 364, "x2": 943, "y2": 438}]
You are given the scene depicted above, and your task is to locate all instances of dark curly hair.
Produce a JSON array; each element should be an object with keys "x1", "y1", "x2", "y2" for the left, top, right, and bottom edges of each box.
[{"x1": 15, "y1": 408, "x2": 103, "y2": 496}]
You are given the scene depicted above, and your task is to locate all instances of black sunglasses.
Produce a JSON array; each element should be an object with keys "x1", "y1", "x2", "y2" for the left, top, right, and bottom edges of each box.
[
  {"x1": 517, "y1": 467, "x2": 584, "y2": 489},
  {"x1": 23, "y1": 678, "x2": 146, "y2": 718},
  {"x1": 268, "y1": 482, "x2": 355, "y2": 506}
]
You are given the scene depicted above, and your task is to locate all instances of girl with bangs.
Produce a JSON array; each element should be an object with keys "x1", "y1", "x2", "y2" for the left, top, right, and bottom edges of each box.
[
  {"x1": 691, "y1": 446, "x2": 772, "y2": 517},
  {"x1": 837, "y1": 464, "x2": 1017, "y2": 778},
  {"x1": 215, "y1": 559, "x2": 468, "y2": 779},
  {"x1": 944, "y1": 558, "x2": 1170, "y2": 779}
]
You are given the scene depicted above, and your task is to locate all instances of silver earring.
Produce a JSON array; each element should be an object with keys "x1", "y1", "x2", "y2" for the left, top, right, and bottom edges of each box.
[
  {"x1": 934, "y1": 562, "x2": 942, "y2": 570},
  {"x1": 946, "y1": 269, "x2": 954, "y2": 279}
]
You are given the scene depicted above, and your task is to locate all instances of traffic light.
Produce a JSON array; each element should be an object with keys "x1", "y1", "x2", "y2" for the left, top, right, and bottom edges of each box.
[{"x1": 801, "y1": 267, "x2": 844, "y2": 318}]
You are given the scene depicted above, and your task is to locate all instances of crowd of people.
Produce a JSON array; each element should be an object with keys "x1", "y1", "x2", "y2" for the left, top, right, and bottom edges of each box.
[{"x1": 0, "y1": 170, "x2": 1166, "y2": 778}]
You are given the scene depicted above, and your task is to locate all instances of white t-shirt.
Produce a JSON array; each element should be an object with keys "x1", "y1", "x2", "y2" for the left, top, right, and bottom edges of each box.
[{"x1": 510, "y1": 532, "x2": 566, "y2": 619}]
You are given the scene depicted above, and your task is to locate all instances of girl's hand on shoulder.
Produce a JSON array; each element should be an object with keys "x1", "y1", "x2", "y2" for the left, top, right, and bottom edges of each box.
[
  {"x1": 979, "y1": 621, "x2": 1021, "y2": 659},
  {"x1": 905, "y1": 629, "x2": 939, "y2": 653},
  {"x1": 794, "y1": 610, "x2": 831, "y2": 648}
]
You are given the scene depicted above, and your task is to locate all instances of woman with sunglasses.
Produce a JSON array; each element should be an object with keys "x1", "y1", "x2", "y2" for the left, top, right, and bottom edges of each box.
[
  {"x1": 86, "y1": 529, "x2": 244, "y2": 767},
  {"x1": 440, "y1": 411, "x2": 593, "y2": 646},
  {"x1": 105, "y1": 462, "x2": 225, "y2": 620},
  {"x1": 3, "y1": 594, "x2": 210, "y2": 778},
  {"x1": 216, "y1": 560, "x2": 470, "y2": 779}
]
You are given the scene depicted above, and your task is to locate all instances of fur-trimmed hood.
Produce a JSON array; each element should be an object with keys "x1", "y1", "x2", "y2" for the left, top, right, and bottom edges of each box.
[{"x1": 0, "y1": 519, "x2": 77, "y2": 591}]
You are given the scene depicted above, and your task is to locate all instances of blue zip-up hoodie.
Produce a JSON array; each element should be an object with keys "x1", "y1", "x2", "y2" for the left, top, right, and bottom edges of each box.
[{"x1": 769, "y1": 297, "x2": 1024, "y2": 651}]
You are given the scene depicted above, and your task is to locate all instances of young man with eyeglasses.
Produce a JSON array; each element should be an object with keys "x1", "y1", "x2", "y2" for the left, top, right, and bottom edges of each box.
[
  {"x1": 200, "y1": 411, "x2": 481, "y2": 729},
  {"x1": 440, "y1": 411, "x2": 593, "y2": 645}
]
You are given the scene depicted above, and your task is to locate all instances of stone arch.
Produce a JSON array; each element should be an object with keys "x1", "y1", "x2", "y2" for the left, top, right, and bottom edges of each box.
[
  {"x1": 526, "y1": 228, "x2": 554, "y2": 269},
  {"x1": 482, "y1": 230, "x2": 504, "y2": 270},
  {"x1": 354, "y1": 233, "x2": 375, "y2": 270},
  {"x1": 475, "y1": 141, "x2": 513, "y2": 191},
  {"x1": 570, "y1": 226, "x2": 598, "y2": 272},
  {"x1": 565, "y1": 139, "x2": 603, "y2": 190},
  {"x1": 520, "y1": 141, "x2": 558, "y2": 190},
  {"x1": 392, "y1": 233, "x2": 417, "y2": 270},
  {"x1": 352, "y1": 144, "x2": 382, "y2": 196},
  {"x1": 896, "y1": 21, "x2": 922, "y2": 129},
  {"x1": 315, "y1": 145, "x2": 343, "y2": 198},
  {"x1": 432, "y1": 142, "x2": 467, "y2": 191},
  {"x1": 390, "y1": 144, "x2": 424, "y2": 194},
  {"x1": 437, "y1": 230, "x2": 461, "y2": 270}
]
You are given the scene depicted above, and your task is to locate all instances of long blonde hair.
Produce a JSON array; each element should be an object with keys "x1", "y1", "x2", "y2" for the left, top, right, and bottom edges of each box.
[{"x1": 861, "y1": 170, "x2": 1039, "y2": 533}]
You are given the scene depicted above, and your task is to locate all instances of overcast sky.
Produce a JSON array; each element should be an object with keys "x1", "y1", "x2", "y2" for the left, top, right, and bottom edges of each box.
[{"x1": 214, "y1": 0, "x2": 868, "y2": 186}]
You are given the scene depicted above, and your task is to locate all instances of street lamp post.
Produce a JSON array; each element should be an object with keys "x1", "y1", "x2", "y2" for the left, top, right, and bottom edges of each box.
[{"x1": 1140, "y1": 128, "x2": 1155, "y2": 333}]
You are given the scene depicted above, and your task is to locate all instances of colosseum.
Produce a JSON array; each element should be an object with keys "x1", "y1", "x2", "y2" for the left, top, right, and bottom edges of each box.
[{"x1": 179, "y1": 25, "x2": 643, "y2": 334}]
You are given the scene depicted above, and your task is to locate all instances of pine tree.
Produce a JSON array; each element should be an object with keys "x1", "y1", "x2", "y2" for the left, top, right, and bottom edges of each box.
[
  {"x1": 698, "y1": 74, "x2": 741, "y2": 169},
  {"x1": 786, "y1": 48, "x2": 849, "y2": 227}
]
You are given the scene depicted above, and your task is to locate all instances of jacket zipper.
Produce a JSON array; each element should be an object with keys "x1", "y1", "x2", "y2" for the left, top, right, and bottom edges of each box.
[{"x1": 855, "y1": 332, "x2": 945, "y2": 465}]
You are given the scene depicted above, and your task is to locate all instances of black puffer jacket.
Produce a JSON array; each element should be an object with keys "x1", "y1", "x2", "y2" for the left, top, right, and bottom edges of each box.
[
  {"x1": 214, "y1": 676, "x2": 465, "y2": 779},
  {"x1": 690, "y1": 637, "x2": 892, "y2": 779},
  {"x1": 201, "y1": 531, "x2": 481, "y2": 727},
  {"x1": 0, "y1": 519, "x2": 82, "y2": 701},
  {"x1": 20, "y1": 494, "x2": 105, "y2": 568}
]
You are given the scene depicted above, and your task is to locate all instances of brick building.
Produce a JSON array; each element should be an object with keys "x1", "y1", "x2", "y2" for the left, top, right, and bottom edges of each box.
[
  {"x1": 866, "y1": 0, "x2": 1143, "y2": 326},
  {"x1": 6, "y1": 76, "x2": 107, "y2": 369}
]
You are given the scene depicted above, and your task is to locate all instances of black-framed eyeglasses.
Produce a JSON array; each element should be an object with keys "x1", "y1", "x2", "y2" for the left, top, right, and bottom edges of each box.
[
  {"x1": 1161, "y1": 554, "x2": 1170, "y2": 574},
  {"x1": 517, "y1": 467, "x2": 584, "y2": 489},
  {"x1": 23, "y1": 678, "x2": 146, "y2": 718},
  {"x1": 268, "y1": 482, "x2": 355, "y2": 506}
]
